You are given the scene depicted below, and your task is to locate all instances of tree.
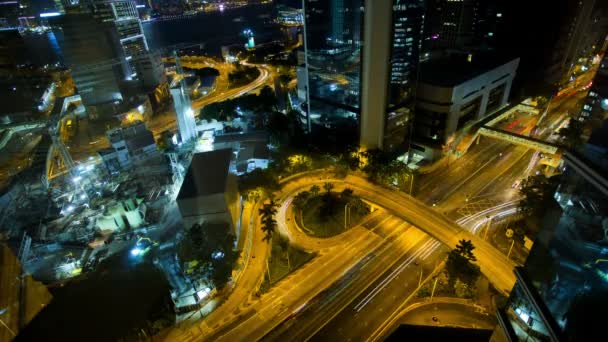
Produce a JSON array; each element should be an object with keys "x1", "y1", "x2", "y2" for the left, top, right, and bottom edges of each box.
[
  {"x1": 518, "y1": 175, "x2": 560, "y2": 216},
  {"x1": 323, "y1": 182, "x2": 334, "y2": 195},
  {"x1": 558, "y1": 118, "x2": 585, "y2": 150},
  {"x1": 259, "y1": 198, "x2": 279, "y2": 242},
  {"x1": 340, "y1": 188, "x2": 354, "y2": 202},
  {"x1": 178, "y1": 222, "x2": 237, "y2": 289},
  {"x1": 292, "y1": 191, "x2": 310, "y2": 212},
  {"x1": 238, "y1": 168, "x2": 279, "y2": 196},
  {"x1": 454, "y1": 239, "x2": 476, "y2": 262},
  {"x1": 446, "y1": 240, "x2": 481, "y2": 291},
  {"x1": 310, "y1": 185, "x2": 320, "y2": 198}
]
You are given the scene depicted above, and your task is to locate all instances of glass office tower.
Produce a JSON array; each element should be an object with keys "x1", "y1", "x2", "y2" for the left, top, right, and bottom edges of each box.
[
  {"x1": 496, "y1": 152, "x2": 608, "y2": 341},
  {"x1": 303, "y1": 0, "x2": 364, "y2": 143},
  {"x1": 384, "y1": 0, "x2": 424, "y2": 152},
  {"x1": 302, "y1": 0, "x2": 423, "y2": 152}
]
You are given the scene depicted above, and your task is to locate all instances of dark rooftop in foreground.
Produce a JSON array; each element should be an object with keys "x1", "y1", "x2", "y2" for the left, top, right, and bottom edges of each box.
[
  {"x1": 177, "y1": 149, "x2": 233, "y2": 199},
  {"x1": 419, "y1": 54, "x2": 518, "y2": 87}
]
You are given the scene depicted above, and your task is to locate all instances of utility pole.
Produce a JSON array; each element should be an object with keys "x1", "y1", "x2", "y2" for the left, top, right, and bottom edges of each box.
[
  {"x1": 344, "y1": 203, "x2": 350, "y2": 229},
  {"x1": 430, "y1": 277, "x2": 439, "y2": 301},
  {"x1": 409, "y1": 173, "x2": 414, "y2": 195},
  {"x1": 507, "y1": 239, "x2": 515, "y2": 259}
]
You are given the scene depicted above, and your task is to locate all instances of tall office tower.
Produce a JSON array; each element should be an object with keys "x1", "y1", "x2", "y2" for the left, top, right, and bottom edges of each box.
[
  {"x1": 53, "y1": 13, "x2": 125, "y2": 108},
  {"x1": 301, "y1": 0, "x2": 423, "y2": 153},
  {"x1": 547, "y1": 0, "x2": 608, "y2": 85},
  {"x1": 579, "y1": 54, "x2": 608, "y2": 123},
  {"x1": 52, "y1": 0, "x2": 163, "y2": 113},
  {"x1": 382, "y1": 0, "x2": 425, "y2": 152},
  {"x1": 86, "y1": 0, "x2": 164, "y2": 89},
  {"x1": 494, "y1": 152, "x2": 608, "y2": 341},
  {"x1": 302, "y1": 0, "x2": 363, "y2": 147}
]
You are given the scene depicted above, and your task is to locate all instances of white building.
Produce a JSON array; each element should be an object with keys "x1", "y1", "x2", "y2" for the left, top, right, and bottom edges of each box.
[
  {"x1": 412, "y1": 56, "x2": 520, "y2": 160},
  {"x1": 99, "y1": 122, "x2": 157, "y2": 173}
]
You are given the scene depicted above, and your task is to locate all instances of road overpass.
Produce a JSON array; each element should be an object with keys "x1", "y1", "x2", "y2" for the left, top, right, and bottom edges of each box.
[{"x1": 283, "y1": 174, "x2": 517, "y2": 295}]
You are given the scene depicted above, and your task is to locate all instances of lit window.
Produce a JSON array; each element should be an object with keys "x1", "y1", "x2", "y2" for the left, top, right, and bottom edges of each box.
[{"x1": 496, "y1": 13, "x2": 502, "y2": 17}]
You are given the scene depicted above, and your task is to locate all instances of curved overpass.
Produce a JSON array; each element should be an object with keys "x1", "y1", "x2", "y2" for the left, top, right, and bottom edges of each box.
[
  {"x1": 163, "y1": 171, "x2": 517, "y2": 341},
  {"x1": 276, "y1": 172, "x2": 516, "y2": 294}
]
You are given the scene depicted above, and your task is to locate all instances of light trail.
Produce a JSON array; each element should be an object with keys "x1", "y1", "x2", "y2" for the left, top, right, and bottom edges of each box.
[
  {"x1": 352, "y1": 199, "x2": 521, "y2": 313},
  {"x1": 353, "y1": 239, "x2": 439, "y2": 312}
]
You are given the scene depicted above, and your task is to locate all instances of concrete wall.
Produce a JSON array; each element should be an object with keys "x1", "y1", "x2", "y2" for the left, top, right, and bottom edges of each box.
[
  {"x1": 359, "y1": 0, "x2": 392, "y2": 150},
  {"x1": 177, "y1": 175, "x2": 240, "y2": 236},
  {"x1": 416, "y1": 58, "x2": 519, "y2": 143}
]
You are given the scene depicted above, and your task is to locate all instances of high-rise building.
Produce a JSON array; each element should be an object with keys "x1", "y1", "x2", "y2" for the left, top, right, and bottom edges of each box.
[
  {"x1": 51, "y1": 0, "x2": 164, "y2": 113},
  {"x1": 579, "y1": 54, "x2": 608, "y2": 123},
  {"x1": 423, "y1": 0, "x2": 503, "y2": 56},
  {"x1": 301, "y1": 0, "x2": 423, "y2": 153},
  {"x1": 53, "y1": 13, "x2": 126, "y2": 108},
  {"x1": 494, "y1": 152, "x2": 608, "y2": 341}
]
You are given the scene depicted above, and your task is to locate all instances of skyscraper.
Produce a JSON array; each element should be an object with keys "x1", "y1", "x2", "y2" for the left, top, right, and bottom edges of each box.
[
  {"x1": 301, "y1": 0, "x2": 423, "y2": 153},
  {"x1": 494, "y1": 152, "x2": 608, "y2": 341},
  {"x1": 301, "y1": 0, "x2": 363, "y2": 146},
  {"x1": 52, "y1": 0, "x2": 164, "y2": 114}
]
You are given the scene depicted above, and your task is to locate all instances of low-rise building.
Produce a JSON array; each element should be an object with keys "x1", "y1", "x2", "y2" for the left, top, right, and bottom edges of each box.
[
  {"x1": 99, "y1": 122, "x2": 157, "y2": 173},
  {"x1": 213, "y1": 131, "x2": 270, "y2": 174},
  {"x1": 176, "y1": 149, "x2": 240, "y2": 236},
  {"x1": 412, "y1": 55, "x2": 519, "y2": 160}
]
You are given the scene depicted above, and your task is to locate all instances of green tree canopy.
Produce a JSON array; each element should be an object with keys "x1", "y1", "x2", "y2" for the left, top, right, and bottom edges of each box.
[{"x1": 178, "y1": 222, "x2": 237, "y2": 289}]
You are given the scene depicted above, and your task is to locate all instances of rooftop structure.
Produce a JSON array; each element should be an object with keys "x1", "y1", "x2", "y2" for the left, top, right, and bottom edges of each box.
[
  {"x1": 99, "y1": 122, "x2": 157, "y2": 173},
  {"x1": 176, "y1": 149, "x2": 240, "y2": 236}
]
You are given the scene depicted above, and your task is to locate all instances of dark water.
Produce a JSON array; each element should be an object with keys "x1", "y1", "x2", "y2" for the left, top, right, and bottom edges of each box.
[
  {"x1": 21, "y1": 31, "x2": 64, "y2": 66},
  {"x1": 142, "y1": 4, "x2": 282, "y2": 56}
]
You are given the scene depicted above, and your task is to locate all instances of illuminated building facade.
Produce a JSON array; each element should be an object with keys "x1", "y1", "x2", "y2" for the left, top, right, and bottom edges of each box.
[{"x1": 301, "y1": 0, "x2": 423, "y2": 153}]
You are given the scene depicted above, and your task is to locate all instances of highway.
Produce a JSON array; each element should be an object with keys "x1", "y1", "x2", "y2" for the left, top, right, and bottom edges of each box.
[{"x1": 165, "y1": 86, "x2": 585, "y2": 342}]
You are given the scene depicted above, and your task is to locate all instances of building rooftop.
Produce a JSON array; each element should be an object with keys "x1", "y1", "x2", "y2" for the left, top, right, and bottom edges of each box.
[
  {"x1": 419, "y1": 55, "x2": 518, "y2": 87},
  {"x1": 177, "y1": 149, "x2": 233, "y2": 199},
  {"x1": 213, "y1": 131, "x2": 268, "y2": 144}
]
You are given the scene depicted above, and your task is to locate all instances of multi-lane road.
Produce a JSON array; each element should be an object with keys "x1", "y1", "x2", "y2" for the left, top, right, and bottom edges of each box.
[{"x1": 161, "y1": 83, "x2": 588, "y2": 341}]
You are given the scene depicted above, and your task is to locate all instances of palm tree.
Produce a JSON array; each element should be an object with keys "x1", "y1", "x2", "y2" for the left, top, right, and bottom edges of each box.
[
  {"x1": 323, "y1": 182, "x2": 334, "y2": 195},
  {"x1": 292, "y1": 191, "x2": 310, "y2": 212},
  {"x1": 340, "y1": 188, "x2": 354, "y2": 202},
  {"x1": 310, "y1": 185, "x2": 320, "y2": 198},
  {"x1": 259, "y1": 198, "x2": 278, "y2": 242}
]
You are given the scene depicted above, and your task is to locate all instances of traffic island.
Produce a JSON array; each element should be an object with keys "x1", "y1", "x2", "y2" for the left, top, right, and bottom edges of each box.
[
  {"x1": 259, "y1": 236, "x2": 315, "y2": 294},
  {"x1": 299, "y1": 191, "x2": 371, "y2": 237}
]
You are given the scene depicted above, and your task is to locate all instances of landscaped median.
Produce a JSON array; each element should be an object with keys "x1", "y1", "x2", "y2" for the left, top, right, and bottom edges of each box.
[
  {"x1": 293, "y1": 183, "x2": 371, "y2": 238},
  {"x1": 259, "y1": 235, "x2": 315, "y2": 294}
]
